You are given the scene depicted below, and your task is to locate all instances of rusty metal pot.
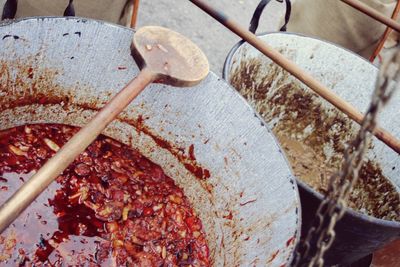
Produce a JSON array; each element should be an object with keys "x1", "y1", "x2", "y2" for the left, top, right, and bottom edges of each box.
[
  {"x1": 0, "y1": 17, "x2": 301, "y2": 266},
  {"x1": 223, "y1": 32, "x2": 400, "y2": 265}
]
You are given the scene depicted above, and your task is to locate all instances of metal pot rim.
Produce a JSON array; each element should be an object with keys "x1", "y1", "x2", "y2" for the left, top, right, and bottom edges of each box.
[{"x1": 222, "y1": 31, "x2": 377, "y2": 80}]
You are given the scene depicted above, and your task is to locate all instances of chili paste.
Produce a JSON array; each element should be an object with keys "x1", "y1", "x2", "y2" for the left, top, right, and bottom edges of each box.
[{"x1": 0, "y1": 124, "x2": 210, "y2": 266}]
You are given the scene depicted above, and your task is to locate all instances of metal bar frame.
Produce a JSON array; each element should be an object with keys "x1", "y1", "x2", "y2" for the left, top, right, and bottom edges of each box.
[
  {"x1": 340, "y1": 0, "x2": 400, "y2": 32},
  {"x1": 130, "y1": 0, "x2": 140, "y2": 29}
]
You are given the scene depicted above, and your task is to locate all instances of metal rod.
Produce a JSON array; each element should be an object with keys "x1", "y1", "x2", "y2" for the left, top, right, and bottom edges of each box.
[
  {"x1": 369, "y1": 0, "x2": 400, "y2": 62},
  {"x1": 0, "y1": 67, "x2": 156, "y2": 233},
  {"x1": 189, "y1": 0, "x2": 400, "y2": 154},
  {"x1": 340, "y1": 0, "x2": 400, "y2": 32},
  {"x1": 130, "y1": 0, "x2": 140, "y2": 29}
]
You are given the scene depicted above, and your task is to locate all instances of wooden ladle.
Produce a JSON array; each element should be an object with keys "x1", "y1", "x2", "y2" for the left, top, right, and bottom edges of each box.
[{"x1": 0, "y1": 26, "x2": 209, "y2": 233}]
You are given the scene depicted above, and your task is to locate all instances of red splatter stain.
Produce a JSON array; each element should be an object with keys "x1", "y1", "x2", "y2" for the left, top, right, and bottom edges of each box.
[
  {"x1": 117, "y1": 66, "x2": 127, "y2": 70},
  {"x1": 286, "y1": 236, "x2": 295, "y2": 247},
  {"x1": 223, "y1": 212, "x2": 233, "y2": 220},
  {"x1": 133, "y1": 116, "x2": 211, "y2": 180},
  {"x1": 267, "y1": 250, "x2": 280, "y2": 263},
  {"x1": 28, "y1": 67, "x2": 34, "y2": 79},
  {"x1": 184, "y1": 164, "x2": 210, "y2": 180}
]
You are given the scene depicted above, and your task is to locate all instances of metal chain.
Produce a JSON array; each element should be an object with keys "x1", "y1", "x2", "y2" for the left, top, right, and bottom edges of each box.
[{"x1": 292, "y1": 48, "x2": 400, "y2": 267}]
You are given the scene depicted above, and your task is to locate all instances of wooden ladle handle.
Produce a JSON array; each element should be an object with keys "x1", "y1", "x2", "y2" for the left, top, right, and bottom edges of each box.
[{"x1": 0, "y1": 67, "x2": 156, "y2": 233}]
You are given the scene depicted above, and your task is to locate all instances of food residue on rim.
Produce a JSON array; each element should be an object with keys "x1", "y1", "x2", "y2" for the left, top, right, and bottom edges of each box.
[
  {"x1": 130, "y1": 115, "x2": 211, "y2": 181},
  {"x1": 0, "y1": 60, "x2": 212, "y2": 182},
  {"x1": 267, "y1": 250, "x2": 280, "y2": 263}
]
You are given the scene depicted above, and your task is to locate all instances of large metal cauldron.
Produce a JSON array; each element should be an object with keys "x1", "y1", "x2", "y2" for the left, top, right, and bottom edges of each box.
[
  {"x1": 0, "y1": 18, "x2": 301, "y2": 266},
  {"x1": 223, "y1": 32, "x2": 400, "y2": 266}
]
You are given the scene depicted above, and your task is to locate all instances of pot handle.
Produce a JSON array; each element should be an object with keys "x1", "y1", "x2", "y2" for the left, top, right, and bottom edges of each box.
[
  {"x1": 64, "y1": 0, "x2": 76, "y2": 17},
  {"x1": 1, "y1": 0, "x2": 17, "y2": 20},
  {"x1": 248, "y1": 0, "x2": 291, "y2": 34},
  {"x1": 1, "y1": 0, "x2": 75, "y2": 20}
]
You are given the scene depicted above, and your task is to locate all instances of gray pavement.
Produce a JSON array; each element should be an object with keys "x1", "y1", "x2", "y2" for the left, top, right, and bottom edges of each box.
[
  {"x1": 0, "y1": 0, "x2": 286, "y2": 74},
  {"x1": 136, "y1": 0, "x2": 286, "y2": 74}
]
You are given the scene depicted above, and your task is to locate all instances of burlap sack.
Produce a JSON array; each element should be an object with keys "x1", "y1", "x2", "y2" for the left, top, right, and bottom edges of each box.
[
  {"x1": 1, "y1": 0, "x2": 132, "y2": 26},
  {"x1": 287, "y1": 0, "x2": 398, "y2": 58}
]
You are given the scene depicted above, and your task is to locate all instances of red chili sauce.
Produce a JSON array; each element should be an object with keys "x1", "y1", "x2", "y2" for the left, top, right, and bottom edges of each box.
[{"x1": 0, "y1": 124, "x2": 210, "y2": 266}]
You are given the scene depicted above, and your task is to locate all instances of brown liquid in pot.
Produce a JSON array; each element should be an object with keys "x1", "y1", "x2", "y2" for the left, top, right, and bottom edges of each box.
[{"x1": 276, "y1": 134, "x2": 335, "y2": 191}]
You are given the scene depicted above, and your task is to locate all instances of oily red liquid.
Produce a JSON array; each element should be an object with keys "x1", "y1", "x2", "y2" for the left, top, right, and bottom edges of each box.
[{"x1": 0, "y1": 124, "x2": 210, "y2": 266}]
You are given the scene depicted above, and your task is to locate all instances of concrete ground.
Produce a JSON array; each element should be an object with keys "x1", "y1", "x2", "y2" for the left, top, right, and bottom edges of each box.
[
  {"x1": 136, "y1": 0, "x2": 286, "y2": 73},
  {"x1": 0, "y1": 0, "x2": 286, "y2": 74}
]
